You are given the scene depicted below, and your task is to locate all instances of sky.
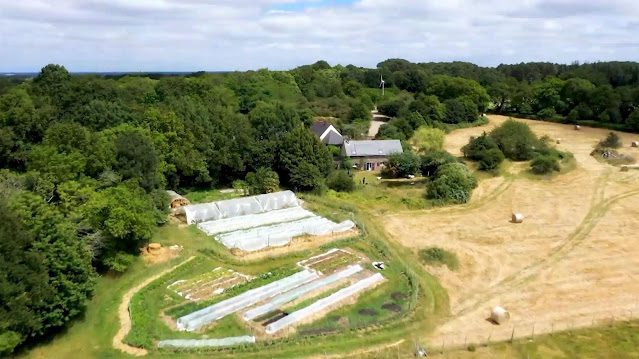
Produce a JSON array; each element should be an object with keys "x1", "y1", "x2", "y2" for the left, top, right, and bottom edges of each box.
[{"x1": 0, "y1": 0, "x2": 638, "y2": 72}]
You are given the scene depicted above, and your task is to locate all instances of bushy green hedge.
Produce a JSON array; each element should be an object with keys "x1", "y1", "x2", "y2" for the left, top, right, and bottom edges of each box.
[
  {"x1": 327, "y1": 170, "x2": 355, "y2": 192},
  {"x1": 382, "y1": 152, "x2": 420, "y2": 178},
  {"x1": 530, "y1": 155, "x2": 560, "y2": 174},
  {"x1": 419, "y1": 151, "x2": 458, "y2": 178},
  {"x1": 489, "y1": 119, "x2": 541, "y2": 161},
  {"x1": 426, "y1": 163, "x2": 477, "y2": 204}
]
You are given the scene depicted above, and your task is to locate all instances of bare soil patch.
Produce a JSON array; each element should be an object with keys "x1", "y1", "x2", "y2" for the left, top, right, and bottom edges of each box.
[{"x1": 384, "y1": 115, "x2": 639, "y2": 347}]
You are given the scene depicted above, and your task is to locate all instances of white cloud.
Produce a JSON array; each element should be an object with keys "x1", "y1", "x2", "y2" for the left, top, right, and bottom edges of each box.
[{"x1": 0, "y1": 0, "x2": 637, "y2": 72}]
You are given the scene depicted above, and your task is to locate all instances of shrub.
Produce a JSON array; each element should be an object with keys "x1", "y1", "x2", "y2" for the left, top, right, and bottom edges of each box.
[
  {"x1": 443, "y1": 97, "x2": 478, "y2": 124},
  {"x1": 537, "y1": 107, "x2": 557, "y2": 119},
  {"x1": 530, "y1": 154, "x2": 560, "y2": 174},
  {"x1": 418, "y1": 247, "x2": 459, "y2": 270},
  {"x1": 598, "y1": 132, "x2": 621, "y2": 149},
  {"x1": 461, "y1": 132, "x2": 500, "y2": 160},
  {"x1": 420, "y1": 151, "x2": 458, "y2": 178},
  {"x1": 245, "y1": 167, "x2": 280, "y2": 195},
  {"x1": 326, "y1": 170, "x2": 355, "y2": 192},
  {"x1": 489, "y1": 119, "x2": 541, "y2": 160},
  {"x1": 104, "y1": 251, "x2": 136, "y2": 273},
  {"x1": 375, "y1": 123, "x2": 406, "y2": 141},
  {"x1": 410, "y1": 127, "x2": 445, "y2": 153},
  {"x1": 382, "y1": 152, "x2": 420, "y2": 178},
  {"x1": 477, "y1": 148, "x2": 505, "y2": 171},
  {"x1": 378, "y1": 98, "x2": 407, "y2": 117},
  {"x1": 627, "y1": 109, "x2": 639, "y2": 132},
  {"x1": 426, "y1": 162, "x2": 477, "y2": 204}
]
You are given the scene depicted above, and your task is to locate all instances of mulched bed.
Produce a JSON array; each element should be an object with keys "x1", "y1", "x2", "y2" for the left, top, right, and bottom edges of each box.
[
  {"x1": 358, "y1": 308, "x2": 378, "y2": 316},
  {"x1": 391, "y1": 291, "x2": 408, "y2": 301},
  {"x1": 381, "y1": 302, "x2": 402, "y2": 313}
]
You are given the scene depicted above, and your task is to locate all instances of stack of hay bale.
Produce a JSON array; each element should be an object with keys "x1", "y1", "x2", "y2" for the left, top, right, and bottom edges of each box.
[{"x1": 148, "y1": 243, "x2": 162, "y2": 255}]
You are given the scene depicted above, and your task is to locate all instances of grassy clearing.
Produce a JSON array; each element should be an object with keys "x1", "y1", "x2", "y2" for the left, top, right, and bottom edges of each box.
[
  {"x1": 325, "y1": 170, "x2": 433, "y2": 212},
  {"x1": 418, "y1": 247, "x2": 459, "y2": 271}
]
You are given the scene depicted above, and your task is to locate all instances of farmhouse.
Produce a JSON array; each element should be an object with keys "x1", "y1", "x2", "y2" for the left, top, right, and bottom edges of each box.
[
  {"x1": 310, "y1": 120, "x2": 344, "y2": 145},
  {"x1": 342, "y1": 139, "x2": 403, "y2": 171}
]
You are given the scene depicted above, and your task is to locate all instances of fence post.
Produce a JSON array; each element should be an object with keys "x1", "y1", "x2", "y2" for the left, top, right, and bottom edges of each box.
[
  {"x1": 531, "y1": 323, "x2": 535, "y2": 339},
  {"x1": 510, "y1": 326, "x2": 515, "y2": 343}
]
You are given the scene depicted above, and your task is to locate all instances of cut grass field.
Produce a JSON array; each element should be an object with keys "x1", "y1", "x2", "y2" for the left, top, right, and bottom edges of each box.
[{"x1": 384, "y1": 115, "x2": 639, "y2": 349}]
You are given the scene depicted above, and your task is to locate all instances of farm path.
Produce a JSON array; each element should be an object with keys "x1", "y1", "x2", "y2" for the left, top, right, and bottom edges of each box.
[{"x1": 113, "y1": 256, "x2": 195, "y2": 356}]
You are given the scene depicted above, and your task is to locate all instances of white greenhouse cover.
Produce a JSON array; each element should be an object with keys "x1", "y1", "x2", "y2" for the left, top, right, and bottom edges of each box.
[
  {"x1": 242, "y1": 264, "x2": 364, "y2": 321},
  {"x1": 197, "y1": 207, "x2": 314, "y2": 236},
  {"x1": 177, "y1": 269, "x2": 319, "y2": 332},
  {"x1": 216, "y1": 218, "x2": 355, "y2": 252},
  {"x1": 265, "y1": 273, "x2": 385, "y2": 334},
  {"x1": 158, "y1": 336, "x2": 256, "y2": 348},
  {"x1": 181, "y1": 190, "x2": 300, "y2": 224},
  {"x1": 182, "y1": 203, "x2": 223, "y2": 225}
]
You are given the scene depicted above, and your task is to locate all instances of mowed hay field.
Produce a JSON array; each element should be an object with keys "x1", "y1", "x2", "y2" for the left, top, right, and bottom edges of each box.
[{"x1": 384, "y1": 115, "x2": 639, "y2": 347}]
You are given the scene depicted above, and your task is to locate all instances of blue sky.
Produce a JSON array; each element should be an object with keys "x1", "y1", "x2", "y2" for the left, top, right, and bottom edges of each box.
[
  {"x1": 271, "y1": 0, "x2": 355, "y2": 12},
  {"x1": 0, "y1": 0, "x2": 637, "y2": 72}
]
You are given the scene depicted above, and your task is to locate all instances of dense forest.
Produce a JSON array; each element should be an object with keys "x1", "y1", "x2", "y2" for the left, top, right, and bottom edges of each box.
[{"x1": 1, "y1": 59, "x2": 638, "y2": 354}]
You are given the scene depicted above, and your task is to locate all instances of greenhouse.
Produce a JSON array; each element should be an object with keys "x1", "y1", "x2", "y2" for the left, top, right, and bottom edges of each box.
[
  {"x1": 215, "y1": 218, "x2": 355, "y2": 252},
  {"x1": 197, "y1": 207, "x2": 314, "y2": 236},
  {"x1": 158, "y1": 336, "x2": 256, "y2": 348},
  {"x1": 180, "y1": 190, "x2": 300, "y2": 224},
  {"x1": 242, "y1": 264, "x2": 364, "y2": 321},
  {"x1": 177, "y1": 269, "x2": 319, "y2": 332},
  {"x1": 265, "y1": 273, "x2": 385, "y2": 334}
]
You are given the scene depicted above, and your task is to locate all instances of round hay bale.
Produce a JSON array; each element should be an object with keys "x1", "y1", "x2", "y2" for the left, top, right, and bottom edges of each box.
[
  {"x1": 148, "y1": 243, "x2": 162, "y2": 254},
  {"x1": 511, "y1": 213, "x2": 524, "y2": 223},
  {"x1": 556, "y1": 138, "x2": 561, "y2": 144},
  {"x1": 490, "y1": 306, "x2": 510, "y2": 325},
  {"x1": 631, "y1": 141, "x2": 639, "y2": 148},
  {"x1": 574, "y1": 124, "x2": 581, "y2": 130},
  {"x1": 621, "y1": 165, "x2": 629, "y2": 172}
]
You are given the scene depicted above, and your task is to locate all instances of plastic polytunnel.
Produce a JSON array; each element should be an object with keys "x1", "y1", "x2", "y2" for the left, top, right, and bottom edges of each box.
[
  {"x1": 158, "y1": 336, "x2": 256, "y2": 348},
  {"x1": 180, "y1": 190, "x2": 300, "y2": 224},
  {"x1": 265, "y1": 273, "x2": 385, "y2": 334},
  {"x1": 243, "y1": 264, "x2": 364, "y2": 321},
  {"x1": 177, "y1": 269, "x2": 319, "y2": 332}
]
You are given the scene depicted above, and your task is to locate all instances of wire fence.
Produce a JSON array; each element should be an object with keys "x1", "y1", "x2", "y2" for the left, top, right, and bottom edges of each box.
[{"x1": 357, "y1": 306, "x2": 639, "y2": 358}]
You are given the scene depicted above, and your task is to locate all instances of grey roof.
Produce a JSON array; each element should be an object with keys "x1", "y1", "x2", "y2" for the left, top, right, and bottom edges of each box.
[
  {"x1": 323, "y1": 131, "x2": 344, "y2": 145},
  {"x1": 342, "y1": 140, "x2": 403, "y2": 157},
  {"x1": 310, "y1": 121, "x2": 331, "y2": 138}
]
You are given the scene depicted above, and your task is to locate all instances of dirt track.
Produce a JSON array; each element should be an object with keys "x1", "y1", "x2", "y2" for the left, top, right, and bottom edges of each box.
[
  {"x1": 384, "y1": 115, "x2": 639, "y2": 347},
  {"x1": 113, "y1": 256, "x2": 195, "y2": 356}
]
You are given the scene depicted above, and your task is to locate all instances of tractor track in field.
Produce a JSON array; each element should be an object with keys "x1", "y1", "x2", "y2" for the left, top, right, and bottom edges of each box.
[{"x1": 453, "y1": 171, "x2": 639, "y2": 317}]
